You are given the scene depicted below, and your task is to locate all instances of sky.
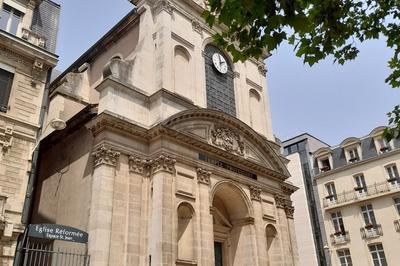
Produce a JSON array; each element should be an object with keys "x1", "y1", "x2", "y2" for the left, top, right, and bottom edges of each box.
[{"x1": 55, "y1": 0, "x2": 399, "y2": 145}]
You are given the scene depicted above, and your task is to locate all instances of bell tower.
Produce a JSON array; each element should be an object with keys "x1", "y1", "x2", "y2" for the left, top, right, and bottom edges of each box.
[{"x1": 102, "y1": 0, "x2": 274, "y2": 139}]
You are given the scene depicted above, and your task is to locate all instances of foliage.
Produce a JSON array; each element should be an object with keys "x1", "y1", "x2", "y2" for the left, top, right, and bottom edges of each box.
[
  {"x1": 383, "y1": 105, "x2": 400, "y2": 141},
  {"x1": 202, "y1": 0, "x2": 400, "y2": 139}
]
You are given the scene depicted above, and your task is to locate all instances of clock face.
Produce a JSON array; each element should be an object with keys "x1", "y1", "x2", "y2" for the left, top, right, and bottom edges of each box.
[{"x1": 212, "y1": 53, "x2": 228, "y2": 74}]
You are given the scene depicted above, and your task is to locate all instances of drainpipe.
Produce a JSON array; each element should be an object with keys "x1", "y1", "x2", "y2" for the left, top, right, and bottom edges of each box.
[{"x1": 14, "y1": 67, "x2": 53, "y2": 266}]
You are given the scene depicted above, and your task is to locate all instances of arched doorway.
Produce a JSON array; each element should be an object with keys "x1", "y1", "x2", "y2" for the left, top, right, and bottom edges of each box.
[
  {"x1": 266, "y1": 224, "x2": 281, "y2": 265},
  {"x1": 211, "y1": 182, "x2": 254, "y2": 266}
]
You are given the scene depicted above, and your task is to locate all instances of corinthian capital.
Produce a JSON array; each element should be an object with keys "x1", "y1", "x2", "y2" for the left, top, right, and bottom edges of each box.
[
  {"x1": 149, "y1": 153, "x2": 176, "y2": 175},
  {"x1": 92, "y1": 144, "x2": 120, "y2": 167}
]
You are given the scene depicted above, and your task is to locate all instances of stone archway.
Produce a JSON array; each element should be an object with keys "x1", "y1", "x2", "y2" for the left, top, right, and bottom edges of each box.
[{"x1": 211, "y1": 182, "x2": 255, "y2": 266}]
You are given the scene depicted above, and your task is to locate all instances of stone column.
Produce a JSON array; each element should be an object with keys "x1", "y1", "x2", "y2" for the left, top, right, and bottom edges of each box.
[
  {"x1": 148, "y1": 154, "x2": 176, "y2": 266},
  {"x1": 250, "y1": 186, "x2": 267, "y2": 266},
  {"x1": 88, "y1": 144, "x2": 120, "y2": 266},
  {"x1": 196, "y1": 168, "x2": 214, "y2": 266}
]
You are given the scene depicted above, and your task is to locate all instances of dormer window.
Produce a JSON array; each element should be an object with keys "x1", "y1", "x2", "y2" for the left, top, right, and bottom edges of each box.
[
  {"x1": 320, "y1": 158, "x2": 331, "y2": 172},
  {"x1": 0, "y1": 4, "x2": 24, "y2": 35},
  {"x1": 346, "y1": 147, "x2": 360, "y2": 163},
  {"x1": 376, "y1": 137, "x2": 391, "y2": 154}
]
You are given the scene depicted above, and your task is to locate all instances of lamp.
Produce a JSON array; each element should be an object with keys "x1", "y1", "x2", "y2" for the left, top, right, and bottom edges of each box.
[{"x1": 30, "y1": 118, "x2": 66, "y2": 158}]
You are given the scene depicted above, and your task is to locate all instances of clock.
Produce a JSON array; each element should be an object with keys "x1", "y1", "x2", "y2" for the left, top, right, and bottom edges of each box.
[{"x1": 212, "y1": 52, "x2": 228, "y2": 74}]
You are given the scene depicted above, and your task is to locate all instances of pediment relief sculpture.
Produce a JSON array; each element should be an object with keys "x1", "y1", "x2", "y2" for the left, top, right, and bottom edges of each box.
[{"x1": 210, "y1": 125, "x2": 244, "y2": 156}]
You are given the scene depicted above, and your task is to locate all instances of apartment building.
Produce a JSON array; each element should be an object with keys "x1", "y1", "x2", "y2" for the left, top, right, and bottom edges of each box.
[
  {"x1": 314, "y1": 127, "x2": 400, "y2": 266},
  {"x1": 282, "y1": 133, "x2": 330, "y2": 266},
  {"x1": 0, "y1": 0, "x2": 59, "y2": 264}
]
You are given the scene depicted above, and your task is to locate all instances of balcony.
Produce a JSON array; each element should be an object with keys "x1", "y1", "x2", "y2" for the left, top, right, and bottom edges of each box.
[
  {"x1": 360, "y1": 224, "x2": 383, "y2": 239},
  {"x1": 330, "y1": 231, "x2": 350, "y2": 245},
  {"x1": 21, "y1": 28, "x2": 46, "y2": 49},
  {"x1": 323, "y1": 180, "x2": 400, "y2": 208},
  {"x1": 395, "y1": 220, "x2": 400, "y2": 232}
]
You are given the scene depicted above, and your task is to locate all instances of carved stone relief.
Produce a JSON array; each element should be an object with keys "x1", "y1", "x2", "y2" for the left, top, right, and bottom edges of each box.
[
  {"x1": 148, "y1": 153, "x2": 176, "y2": 175},
  {"x1": 92, "y1": 144, "x2": 120, "y2": 167},
  {"x1": 0, "y1": 125, "x2": 13, "y2": 156},
  {"x1": 210, "y1": 125, "x2": 244, "y2": 156},
  {"x1": 152, "y1": 0, "x2": 174, "y2": 16},
  {"x1": 274, "y1": 194, "x2": 294, "y2": 219},
  {"x1": 196, "y1": 168, "x2": 211, "y2": 185},
  {"x1": 249, "y1": 185, "x2": 262, "y2": 201},
  {"x1": 191, "y1": 20, "x2": 203, "y2": 35},
  {"x1": 128, "y1": 155, "x2": 150, "y2": 176},
  {"x1": 258, "y1": 63, "x2": 267, "y2": 75}
]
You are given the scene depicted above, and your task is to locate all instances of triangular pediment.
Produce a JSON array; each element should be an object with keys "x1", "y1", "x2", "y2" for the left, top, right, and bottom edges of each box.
[{"x1": 162, "y1": 109, "x2": 289, "y2": 177}]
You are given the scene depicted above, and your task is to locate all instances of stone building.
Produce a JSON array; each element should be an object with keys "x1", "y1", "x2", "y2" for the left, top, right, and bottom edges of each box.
[
  {"x1": 314, "y1": 127, "x2": 400, "y2": 266},
  {"x1": 0, "y1": 0, "x2": 59, "y2": 264},
  {"x1": 30, "y1": 0, "x2": 299, "y2": 265}
]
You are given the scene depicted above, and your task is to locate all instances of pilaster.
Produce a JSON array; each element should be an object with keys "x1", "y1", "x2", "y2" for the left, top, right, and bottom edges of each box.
[
  {"x1": 88, "y1": 144, "x2": 120, "y2": 266},
  {"x1": 249, "y1": 185, "x2": 267, "y2": 265},
  {"x1": 148, "y1": 153, "x2": 176, "y2": 266},
  {"x1": 196, "y1": 168, "x2": 214, "y2": 265}
]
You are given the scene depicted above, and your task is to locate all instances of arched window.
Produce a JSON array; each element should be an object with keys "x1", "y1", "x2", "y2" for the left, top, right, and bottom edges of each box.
[
  {"x1": 266, "y1": 224, "x2": 281, "y2": 265},
  {"x1": 174, "y1": 46, "x2": 192, "y2": 100},
  {"x1": 204, "y1": 44, "x2": 236, "y2": 116},
  {"x1": 177, "y1": 203, "x2": 196, "y2": 261},
  {"x1": 249, "y1": 89, "x2": 263, "y2": 133}
]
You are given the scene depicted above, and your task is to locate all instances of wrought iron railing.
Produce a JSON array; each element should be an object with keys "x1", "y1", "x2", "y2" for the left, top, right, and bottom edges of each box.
[
  {"x1": 360, "y1": 224, "x2": 383, "y2": 239},
  {"x1": 330, "y1": 231, "x2": 350, "y2": 245},
  {"x1": 323, "y1": 180, "x2": 400, "y2": 207}
]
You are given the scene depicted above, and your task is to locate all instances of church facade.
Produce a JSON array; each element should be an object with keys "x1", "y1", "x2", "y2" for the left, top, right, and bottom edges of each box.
[{"x1": 30, "y1": 0, "x2": 299, "y2": 265}]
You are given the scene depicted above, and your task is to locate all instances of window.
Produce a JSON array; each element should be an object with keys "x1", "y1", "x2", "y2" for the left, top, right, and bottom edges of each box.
[
  {"x1": 0, "y1": 4, "x2": 23, "y2": 35},
  {"x1": 325, "y1": 183, "x2": 337, "y2": 201},
  {"x1": 354, "y1": 174, "x2": 367, "y2": 194},
  {"x1": 0, "y1": 68, "x2": 14, "y2": 112},
  {"x1": 331, "y1": 211, "x2": 345, "y2": 233},
  {"x1": 361, "y1": 204, "x2": 377, "y2": 226},
  {"x1": 369, "y1": 244, "x2": 387, "y2": 266},
  {"x1": 394, "y1": 198, "x2": 400, "y2": 215},
  {"x1": 376, "y1": 137, "x2": 390, "y2": 153},
  {"x1": 347, "y1": 147, "x2": 359, "y2": 163},
  {"x1": 337, "y1": 249, "x2": 353, "y2": 266},
  {"x1": 385, "y1": 164, "x2": 399, "y2": 182},
  {"x1": 320, "y1": 158, "x2": 331, "y2": 172}
]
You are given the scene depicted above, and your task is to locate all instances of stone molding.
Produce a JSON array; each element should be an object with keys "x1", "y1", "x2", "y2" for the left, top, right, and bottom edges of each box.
[
  {"x1": 152, "y1": 0, "x2": 174, "y2": 15},
  {"x1": 196, "y1": 168, "x2": 211, "y2": 185},
  {"x1": 0, "y1": 46, "x2": 32, "y2": 67},
  {"x1": 249, "y1": 185, "x2": 262, "y2": 201},
  {"x1": 92, "y1": 144, "x2": 120, "y2": 168},
  {"x1": 149, "y1": 153, "x2": 176, "y2": 175},
  {"x1": 0, "y1": 125, "x2": 13, "y2": 155},
  {"x1": 211, "y1": 125, "x2": 244, "y2": 156}
]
